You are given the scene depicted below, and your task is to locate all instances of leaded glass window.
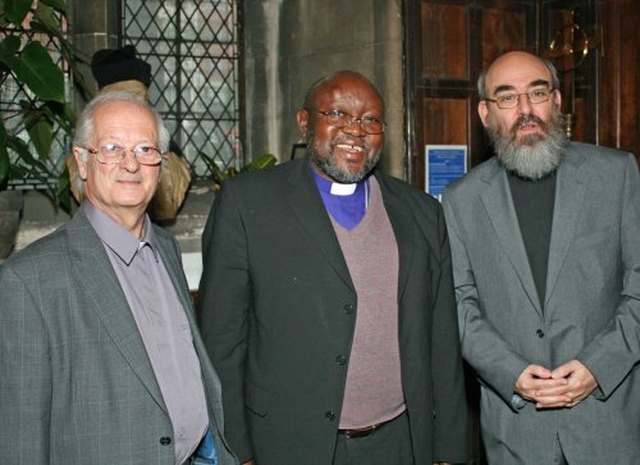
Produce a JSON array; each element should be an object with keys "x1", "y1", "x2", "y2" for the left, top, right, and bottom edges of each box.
[{"x1": 122, "y1": 0, "x2": 241, "y2": 178}]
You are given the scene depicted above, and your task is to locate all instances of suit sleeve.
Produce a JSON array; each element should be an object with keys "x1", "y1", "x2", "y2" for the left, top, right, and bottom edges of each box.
[
  {"x1": 198, "y1": 182, "x2": 254, "y2": 462},
  {"x1": 442, "y1": 193, "x2": 530, "y2": 408},
  {"x1": 429, "y1": 204, "x2": 472, "y2": 462},
  {"x1": 577, "y1": 153, "x2": 640, "y2": 398},
  {"x1": 0, "y1": 264, "x2": 51, "y2": 462}
]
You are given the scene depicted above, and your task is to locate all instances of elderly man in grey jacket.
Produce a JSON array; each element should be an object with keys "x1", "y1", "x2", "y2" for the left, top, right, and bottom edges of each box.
[{"x1": 0, "y1": 91, "x2": 238, "y2": 465}]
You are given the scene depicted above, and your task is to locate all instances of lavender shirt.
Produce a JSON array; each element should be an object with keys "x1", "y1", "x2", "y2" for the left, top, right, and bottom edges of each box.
[{"x1": 82, "y1": 201, "x2": 208, "y2": 465}]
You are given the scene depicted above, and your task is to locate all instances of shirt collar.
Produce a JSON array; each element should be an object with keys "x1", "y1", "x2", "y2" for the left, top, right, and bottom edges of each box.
[
  {"x1": 81, "y1": 200, "x2": 157, "y2": 265},
  {"x1": 310, "y1": 165, "x2": 364, "y2": 196}
]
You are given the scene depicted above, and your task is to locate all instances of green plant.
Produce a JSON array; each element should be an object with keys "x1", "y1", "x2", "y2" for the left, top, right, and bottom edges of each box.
[
  {"x1": 203, "y1": 153, "x2": 278, "y2": 189},
  {"x1": 0, "y1": 0, "x2": 90, "y2": 211}
]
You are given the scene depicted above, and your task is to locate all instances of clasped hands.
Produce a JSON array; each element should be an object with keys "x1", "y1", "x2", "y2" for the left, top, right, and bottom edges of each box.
[{"x1": 515, "y1": 360, "x2": 598, "y2": 409}]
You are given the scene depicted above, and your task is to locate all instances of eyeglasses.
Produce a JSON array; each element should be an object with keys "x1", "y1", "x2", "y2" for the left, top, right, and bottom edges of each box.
[
  {"x1": 310, "y1": 109, "x2": 385, "y2": 134},
  {"x1": 484, "y1": 88, "x2": 555, "y2": 109},
  {"x1": 85, "y1": 144, "x2": 163, "y2": 165}
]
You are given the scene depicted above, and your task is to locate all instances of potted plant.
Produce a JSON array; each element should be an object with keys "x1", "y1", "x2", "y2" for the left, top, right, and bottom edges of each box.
[
  {"x1": 204, "y1": 152, "x2": 278, "y2": 192},
  {"x1": 0, "y1": 0, "x2": 90, "y2": 204},
  {"x1": 0, "y1": 0, "x2": 89, "y2": 257}
]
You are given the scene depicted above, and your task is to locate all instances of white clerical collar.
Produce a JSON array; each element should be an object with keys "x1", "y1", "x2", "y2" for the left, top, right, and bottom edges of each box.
[{"x1": 330, "y1": 182, "x2": 357, "y2": 196}]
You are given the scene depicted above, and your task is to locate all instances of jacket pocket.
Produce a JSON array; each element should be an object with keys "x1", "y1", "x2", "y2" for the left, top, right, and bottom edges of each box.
[{"x1": 245, "y1": 380, "x2": 269, "y2": 417}]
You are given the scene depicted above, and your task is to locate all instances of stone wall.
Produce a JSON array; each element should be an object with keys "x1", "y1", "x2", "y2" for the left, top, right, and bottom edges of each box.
[
  {"x1": 11, "y1": 0, "x2": 405, "y2": 285},
  {"x1": 243, "y1": 0, "x2": 405, "y2": 177}
]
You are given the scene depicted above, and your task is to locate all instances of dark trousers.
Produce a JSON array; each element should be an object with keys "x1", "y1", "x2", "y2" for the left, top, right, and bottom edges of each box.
[{"x1": 332, "y1": 412, "x2": 415, "y2": 465}]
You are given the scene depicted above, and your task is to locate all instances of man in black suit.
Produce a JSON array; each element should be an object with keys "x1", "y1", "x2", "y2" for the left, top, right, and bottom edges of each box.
[{"x1": 198, "y1": 70, "x2": 469, "y2": 465}]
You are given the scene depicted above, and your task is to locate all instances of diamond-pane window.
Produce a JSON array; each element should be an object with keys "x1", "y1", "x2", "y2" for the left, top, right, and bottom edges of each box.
[{"x1": 122, "y1": 0, "x2": 241, "y2": 178}]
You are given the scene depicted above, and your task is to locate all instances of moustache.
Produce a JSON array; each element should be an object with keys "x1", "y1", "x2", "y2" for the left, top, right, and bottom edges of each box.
[
  {"x1": 331, "y1": 137, "x2": 370, "y2": 153},
  {"x1": 511, "y1": 115, "x2": 546, "y2": 134}
]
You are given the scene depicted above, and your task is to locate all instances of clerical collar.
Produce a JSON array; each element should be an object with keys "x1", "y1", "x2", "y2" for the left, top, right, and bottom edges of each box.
[
  {"x1": 329, "y1": 182, "x2": 357, "y2": 195},
  {"x1": 311, "y1": 169, "x2": 361, "y2": 195},
  {"x1": 310, "y1": 166, "x2": 368, "y2": 230}
]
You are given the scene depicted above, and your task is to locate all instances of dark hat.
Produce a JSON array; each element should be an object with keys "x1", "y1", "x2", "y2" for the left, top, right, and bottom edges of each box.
[{"x1": 91, "y1": 45, "x2": 152, "y2": 88}]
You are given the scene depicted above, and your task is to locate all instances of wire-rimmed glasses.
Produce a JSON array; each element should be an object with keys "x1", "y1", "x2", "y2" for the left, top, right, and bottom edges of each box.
[
  {"x1": 484, "y1": 88, "x2": 555, "y2": 109},
  {"x1": 309, "y1": 109, "x2": 385, "y2": 134},
  {"x1": 85, "y1": 144, "x2": 163, "y2": 165}
]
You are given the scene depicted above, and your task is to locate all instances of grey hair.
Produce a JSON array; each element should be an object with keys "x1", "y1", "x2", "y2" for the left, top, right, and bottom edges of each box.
[
  {"x1": 477, "y1": 55, "x2": 561, "y2": 100},
  {"x1": 73, "y1": 90, "x2": 171, "y2": 162}
]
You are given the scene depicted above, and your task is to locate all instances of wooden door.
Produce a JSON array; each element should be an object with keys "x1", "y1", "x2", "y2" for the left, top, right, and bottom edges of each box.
[{"x1": 404, "y1": 0, "x2": 536, "y2": 189}]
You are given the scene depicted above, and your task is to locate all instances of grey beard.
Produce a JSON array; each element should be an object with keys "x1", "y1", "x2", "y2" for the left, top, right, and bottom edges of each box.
[
  {"x1": 308, "y1": 137, "x2": 379, "y2": 183},
  {"x1": 489, "y1": 114, "x2": 568, "y2": 180}
]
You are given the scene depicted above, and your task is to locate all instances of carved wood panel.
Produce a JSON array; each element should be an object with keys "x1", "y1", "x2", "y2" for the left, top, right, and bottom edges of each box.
[
  {"x1": 406, "y1": 1, "x2": 534, "y2": 189},
  {"x1": 598, "y1": 0, "x2": 640, "y2": 160},
  {"x1": 407, "y1": 0, "x2": 640, "y2": 191}
]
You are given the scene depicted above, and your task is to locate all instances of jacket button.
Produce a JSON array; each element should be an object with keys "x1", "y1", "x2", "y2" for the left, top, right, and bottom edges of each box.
[
  {"x1": 160, "y1": 436, "x2": 172, "y2": 446},
  {"x1": 335, "y1": 355, "x2": 347, "y2": 366},
  {"x1": 325, "y1": 411, "x2": 337, "y2": 421},
  {"x1": 536, "y1": 329, "x2": 545, "y2": 338},
  {"x1": 343, "y1": 304, "x2": 355, "y2": 315}
]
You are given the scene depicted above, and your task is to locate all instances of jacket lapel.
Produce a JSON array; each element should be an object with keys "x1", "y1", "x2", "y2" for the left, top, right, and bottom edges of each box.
[
  {"x1": 544, "y1": 146, "x2": 587, "y2": 308},
  {"x1": 285, "y1": 161, "x2": 354, "y2": 291},
  {"x1": 480, "y1": 163, "x2": 543, "y2": 315},
  {"x1": 67, "y1": 213, "x2": 167, "y2": 412}
]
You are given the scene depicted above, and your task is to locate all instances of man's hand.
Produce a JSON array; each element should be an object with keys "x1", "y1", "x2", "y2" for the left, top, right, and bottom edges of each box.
[
  {"x1": 515, "y1": 364, "x2": 571, "y2": 406},
  {"x1": 534, "y1": 360, "x2": 598, "y2": 409},
  {"x1": 242, "y1": 460, "x2": 256, "y2": 465}
]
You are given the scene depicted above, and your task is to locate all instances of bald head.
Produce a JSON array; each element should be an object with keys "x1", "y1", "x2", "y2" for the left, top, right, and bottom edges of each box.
[
  {"x1": 303, "y1": 70, "x2": 384, "y2": 114},
  {"x1": 478, "y1": 51, "x2": 560, "y2": 100}
]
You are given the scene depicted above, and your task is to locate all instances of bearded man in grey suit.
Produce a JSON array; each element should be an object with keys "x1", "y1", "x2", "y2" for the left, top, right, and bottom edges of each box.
[
  {"x1": 442, "y1": 51, "x2": 640, "y2": 464},
  {"x1": 0, "y1": 91, "x2": 237, "y2": 465}
]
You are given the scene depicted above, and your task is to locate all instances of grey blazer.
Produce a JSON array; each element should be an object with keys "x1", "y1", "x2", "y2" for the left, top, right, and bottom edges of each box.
[
  {"x1": 0, "y1": 211, "x2": 238, "y2": 465},
  {"x1": 442, "y1": 142, "x2": 640, "y2": 464}
]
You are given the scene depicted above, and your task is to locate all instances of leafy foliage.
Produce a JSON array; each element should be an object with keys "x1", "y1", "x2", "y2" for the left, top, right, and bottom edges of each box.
[
  {"x1": 203, "y1": 153, "x2": 278, "y2": 187},
  {"x1": 0, "y1": 0, "x2": 90, "y2": 210}
]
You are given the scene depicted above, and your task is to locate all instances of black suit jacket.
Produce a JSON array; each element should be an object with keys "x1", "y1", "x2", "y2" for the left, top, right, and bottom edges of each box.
[{"x1": 198, "y1": 159, "x2": 469, "y2": 464}]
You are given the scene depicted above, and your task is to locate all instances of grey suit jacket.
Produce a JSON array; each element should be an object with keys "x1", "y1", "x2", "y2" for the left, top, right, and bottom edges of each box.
[
  {"x1": 0, "y1": 210, "x2": 238, "y2": 465},
  {"x1": 442, "y1": 142, "x2": 640, "y2": 464},
  {"x1": 198, "y1": 159, "x2": 469, "y2": 465}
]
